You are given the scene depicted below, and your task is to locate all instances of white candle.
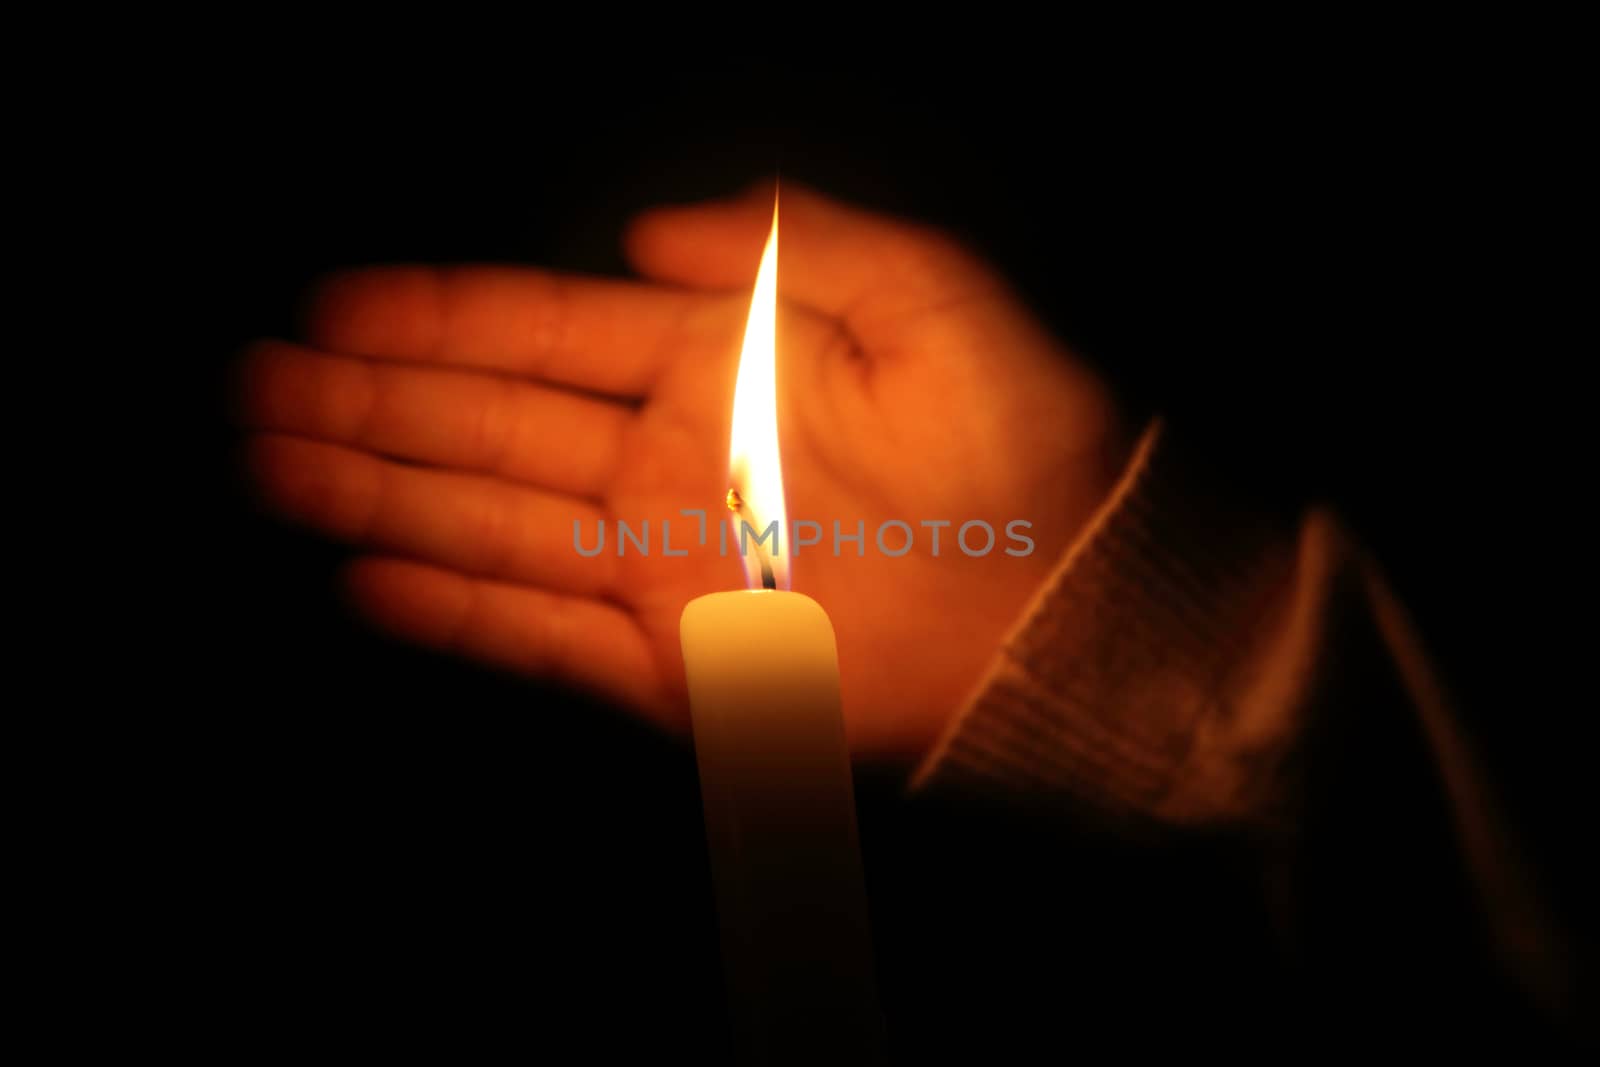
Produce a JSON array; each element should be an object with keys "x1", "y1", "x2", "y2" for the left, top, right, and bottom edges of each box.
[
  {"x1": 681, "y1": 589, "x2": 880, "y2": 1060},
  {"x1": 678, "y1": 191, "x2": 883, "y2": 1062}
]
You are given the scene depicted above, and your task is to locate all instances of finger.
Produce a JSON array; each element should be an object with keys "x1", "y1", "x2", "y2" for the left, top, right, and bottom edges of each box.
[
  {"x1": 241, "y1": 341, "x2": 630, "y2": 500},
  {"x1": 306, "y1": 265, "x2": 718, "y2": 398},
  {"x1": 344, "y1": 557, "x2": 677, "y2": 726},
  {"x1": 249, "y1": 434, "x2": 618, "y2": 598},
  {"x1": 623, "y1": 180, "x2": 999, "y2": 327}
]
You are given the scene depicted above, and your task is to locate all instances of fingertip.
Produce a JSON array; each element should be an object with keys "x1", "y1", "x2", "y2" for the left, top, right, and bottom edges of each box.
[
  {"x1": 233, "y1": 338, "x2": 314, "y2": 431},
  {"x1": 338, "y1": 556, "x2": 411, "y2": 640},
  {"x1": 338, "y1": 555, "x2": 396, "y2": 623},
  {"x1": 245, "y1": 434, "x2": 369, "y2": 538},
  {"x1": 339, "y1": 557, "x2": 465, "y2": 647},
  {"x1": 300, "y1": 265, "x2": 437, "y2": 355},
  {"x1": 621, "y1": 182, "x2": 777, "y2": 283},
  {"x1": 619, "y1": 207, "x2": 672, "y2": 275},
  {"x1": 242, "y1": 432, "x2": 309, "y2": 519},
  {"x1": 228, "y1": 338, "x2": 276, "y2": 427},
  {"x1": 239, "y1": 432, "x2": 296, "y2": 525},
  {"x1": 619, "y1": 199, "x2": 725, "y2": 264},
  {"x1": 242, "y1": 428, "x2": 278, "y2": 484},
  {"x1": 298, "y1": 267, "x2": 362, "y2": 344}
]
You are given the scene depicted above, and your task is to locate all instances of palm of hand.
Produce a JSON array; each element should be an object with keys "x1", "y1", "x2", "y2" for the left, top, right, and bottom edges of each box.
[{"x1": 244, "y1": 185, "x2": 1122, "y2": 760}]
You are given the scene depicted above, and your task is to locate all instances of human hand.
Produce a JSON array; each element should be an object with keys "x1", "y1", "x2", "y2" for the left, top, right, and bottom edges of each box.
[{"x1": 240, "y1": 183, "x2": 1126, "y2": 760}]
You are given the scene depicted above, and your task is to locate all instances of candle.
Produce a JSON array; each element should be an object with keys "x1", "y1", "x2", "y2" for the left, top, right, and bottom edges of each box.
[{"x1": 679, "y1": 192, "x2": 884, "y2": 1063}]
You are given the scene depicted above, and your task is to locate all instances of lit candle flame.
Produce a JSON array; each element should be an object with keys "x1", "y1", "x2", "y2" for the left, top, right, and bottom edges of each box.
[{"x1": 727, "y1": 191, "x2": 789, "y2": 590}]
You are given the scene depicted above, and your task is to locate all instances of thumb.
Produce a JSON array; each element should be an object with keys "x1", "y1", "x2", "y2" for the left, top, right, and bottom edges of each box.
[{"x1": 622, "y1": 180, "x2": 999, "y2": 323}]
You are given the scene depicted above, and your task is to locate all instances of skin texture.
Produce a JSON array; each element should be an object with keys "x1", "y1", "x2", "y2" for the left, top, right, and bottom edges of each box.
[{"x1": 240, "y1": 182, "x2": 1127, "y2": 760}]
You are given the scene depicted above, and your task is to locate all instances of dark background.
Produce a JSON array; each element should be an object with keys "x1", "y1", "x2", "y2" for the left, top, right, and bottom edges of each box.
[{"x1": 149, "y1": 54, "x2": 1588, "y2": 1057}]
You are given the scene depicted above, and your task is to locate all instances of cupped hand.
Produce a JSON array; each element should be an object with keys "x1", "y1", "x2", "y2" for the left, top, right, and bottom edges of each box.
[{"x1": 241, "y1": 183, "x2": 1126, "y2": 759}]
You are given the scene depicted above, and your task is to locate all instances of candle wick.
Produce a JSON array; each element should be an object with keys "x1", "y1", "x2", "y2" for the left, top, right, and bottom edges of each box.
[{"x1": 728, "y1": 486, "x2": 778, "y2": 590}]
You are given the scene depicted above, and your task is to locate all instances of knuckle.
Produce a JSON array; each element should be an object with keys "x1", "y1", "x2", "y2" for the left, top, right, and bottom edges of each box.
[
  {"x1": 469, "y1": 491, "x2": 520, "y2": 578},
  {"x1": 470, "y1": 377, "x2": 521, "y2": 474},
  {"x1": 303, "y1": 268, "x2": 377, "y2": 346},
  {"x1": 438, "y1": 576, "x2": 482, "y2": 659},
  {"x1": 530, "y1": 272, "x2": 574, "y2": 369},
  {"x1": 344, "y1": 357, "x2": 381, "y2": 445},
  {"x1": 588, "y1": 409, "x2": 629, "y2": 491},
  {"x1": 528, "y1": 598, "x2": 571, "y2": 677},
  {"x1": 233, "y1": 339, "x2": 289, "y2": 424},
  {"x1": 344, "y1": 453, "x2": 386, "y2": 544}
]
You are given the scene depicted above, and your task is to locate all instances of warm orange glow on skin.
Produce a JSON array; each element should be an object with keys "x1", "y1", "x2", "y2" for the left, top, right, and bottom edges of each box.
[{"x1": 238, "y1": 182, "x2": 1123, "y2": 759}]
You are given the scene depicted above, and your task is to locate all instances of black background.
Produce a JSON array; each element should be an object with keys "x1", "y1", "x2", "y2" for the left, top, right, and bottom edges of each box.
[{"x1": 147, "y1": 50, "x2": 1589, "y2": 1058}]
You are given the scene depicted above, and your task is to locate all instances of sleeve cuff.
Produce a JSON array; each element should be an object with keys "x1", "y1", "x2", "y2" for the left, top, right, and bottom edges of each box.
[{"x1": 908, "y1": 418, "x2": 1300, "y2": 831}]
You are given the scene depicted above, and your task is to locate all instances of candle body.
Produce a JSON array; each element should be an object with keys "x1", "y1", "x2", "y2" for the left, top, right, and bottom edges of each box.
[{"x1": 680, "y1": 590, "x2": 883, "y2": 1064}]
